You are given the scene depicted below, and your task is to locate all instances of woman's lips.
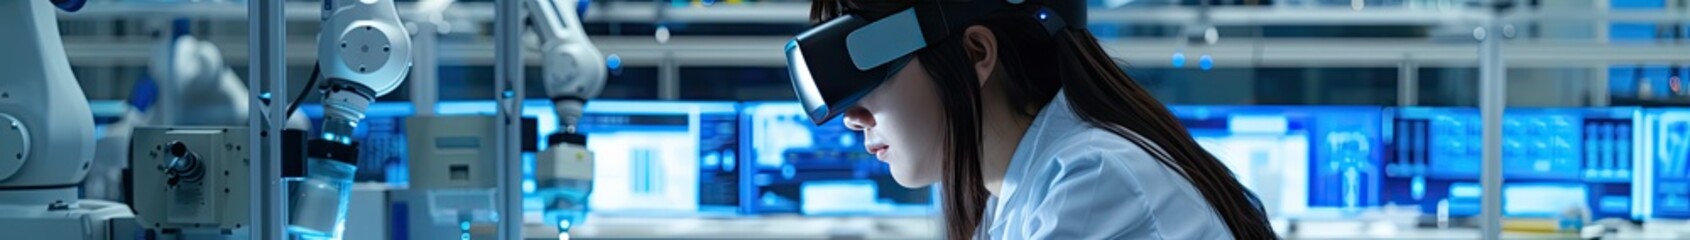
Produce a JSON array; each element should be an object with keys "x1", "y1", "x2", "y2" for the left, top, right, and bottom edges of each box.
[{"x1": 867, "y1": 144, "x2": 890, "y2": 160}]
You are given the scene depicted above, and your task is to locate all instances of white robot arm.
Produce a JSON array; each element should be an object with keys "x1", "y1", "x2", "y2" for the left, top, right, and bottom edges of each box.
[
  {"x1": 287, "y1": 0, "x2": 412, "y2": 238},
  {"x1": 524, "y1": 0, "x2": 604, "y2": 236},
  {"x1": 316, "y1": 0, "x2": 412, "y2": 142},
  {"x1": 0, "y1": 1, "x2": 132, "y2": 239},
  {"x1": 527, "y1": 0, "x2": 606, "y2": 132},
  {"x1": 147, "y1": 33, "x2": 250, "y2": 127}
]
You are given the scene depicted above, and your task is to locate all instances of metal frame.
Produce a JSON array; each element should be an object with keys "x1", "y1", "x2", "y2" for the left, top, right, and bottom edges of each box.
[
  {"x1": 58, "y1": 37, "x2": 1690, "y2": 68},
  {"x1": 246, "y1": 0, "x2": 285, "y2": 239},
  {"x1": 494, "y1": 0, "x2": 524, "y2": 239},
  {"x1": 1477, "y1": 21, "x2": 1506, "y2": 240},
  {"x1": 413, "y1": 20, "x2": 440, "y2": 117},
  {"x1": 62, "y1": 2, "x2": 1690, "y2": 26},
  {"x1": 1398, "y1": 57, "x2": 1419, "y2": 106}
]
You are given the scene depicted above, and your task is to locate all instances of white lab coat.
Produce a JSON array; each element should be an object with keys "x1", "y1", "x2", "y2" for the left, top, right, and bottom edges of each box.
[{"x1": 977, "y1": 92, "x2": 1234, "y2": 239}]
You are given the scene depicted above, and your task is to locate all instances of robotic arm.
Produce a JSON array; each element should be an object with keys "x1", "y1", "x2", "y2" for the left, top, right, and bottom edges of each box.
[
  {"x1": 528, "y1": 0, "x2": 606, "y2": 132},
  {"x1": 287, "y1": 0, "x2": 412, "y2": 238},
  {"x1": 524, "y1": 0, "x2": 605, "y2": 236},
  {"x1": 0, "y1": 1, "x2": 132, "y2": 239}
]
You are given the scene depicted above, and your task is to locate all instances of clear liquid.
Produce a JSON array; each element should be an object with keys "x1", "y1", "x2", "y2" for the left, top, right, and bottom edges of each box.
[
  {"x1": 537, "y1": 178, "x2": 592, "y2": 233},
  {"x1": 287, "y1": 159, "x2": 356, "y2": 239}
]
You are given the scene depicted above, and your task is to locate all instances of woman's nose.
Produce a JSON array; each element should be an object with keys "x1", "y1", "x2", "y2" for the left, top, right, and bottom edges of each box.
[{"x1": 842, "y1": 108, "x2": 874, "y2": 131}]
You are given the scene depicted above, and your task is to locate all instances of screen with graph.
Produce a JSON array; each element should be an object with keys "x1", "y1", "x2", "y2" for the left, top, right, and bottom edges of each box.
[
  {"x1": 573, "y1": 101, "x2": 741, "y2": 216},
  {"x1": 1170, "y1": 105, "x2": 1383, "y2": 219},
  {"x1": 738, "y1": 102, "x2": 935, "y2": 216},
  {"x1": 1385, "y1": 107, "x2": 1642, "y2": 219}
]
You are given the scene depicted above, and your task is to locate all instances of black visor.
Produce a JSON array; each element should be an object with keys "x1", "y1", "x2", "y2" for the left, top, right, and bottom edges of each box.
[{"x1": 785, "y1": 0, "x2": 1083, "y2": 126}]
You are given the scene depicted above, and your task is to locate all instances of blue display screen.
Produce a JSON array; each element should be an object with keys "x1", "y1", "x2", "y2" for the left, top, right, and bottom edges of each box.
[
  {"x1": 1385, "y1": 107, "x2": 1642, "y2": 219},
  {"x1": 1645, "y1": 108, "x2": 1690, "y2": 218},
  {"x1": 1170, "y1": 106, "x2": 1384, "y2": 216},
  {"x1": 570, "y1": 101, "x2": 740, "y2": 216},
  {"x1": 738, "y1": 102, "x2": 934, "y2": 216},
  {"x1": 1391, "y1": 107, "x2": 1639, "y2": 180}
]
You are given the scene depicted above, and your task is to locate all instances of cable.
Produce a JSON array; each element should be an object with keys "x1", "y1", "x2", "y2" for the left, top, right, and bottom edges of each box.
[{"x1": 284, "y1": 65, "x2": 322, "y2": 119}]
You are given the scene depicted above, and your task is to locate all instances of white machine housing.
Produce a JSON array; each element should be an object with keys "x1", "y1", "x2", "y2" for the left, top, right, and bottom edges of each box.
[
  {"x1": 0, "y1": 0, "x2": 95, "y2": 194},
  {"x1": 407, "y1": 115, "x2": 500, "y2": 189},
  {"x1": 0, "y1": 1, "x2": 135, "y2": 239},
  {"x1": 129, "y1": 127, "x2": 251, "y2": 232},
  {"x1": 403, "y1": 115, "x2": 504, "y2": 235},
  {"x1": 319, "y1": 0, "x2": 412, "y2": 97}
]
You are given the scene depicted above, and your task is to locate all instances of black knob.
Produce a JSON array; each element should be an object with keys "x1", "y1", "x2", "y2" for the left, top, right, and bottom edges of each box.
[
  {"x1": 164, "y1": 141, "x2": 204, "y2": 186},
  {"x1": 170, "y1": 142, "x2": 190, "y2": 157}
]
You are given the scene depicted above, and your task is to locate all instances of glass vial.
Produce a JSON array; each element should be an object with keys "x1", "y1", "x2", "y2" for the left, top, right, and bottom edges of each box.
[{"x1": 287, "y1": 158, "x2": 358, "y2": 239}]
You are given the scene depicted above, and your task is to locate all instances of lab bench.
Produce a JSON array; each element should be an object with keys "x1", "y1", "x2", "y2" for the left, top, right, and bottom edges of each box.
[{"x1": 519, "y1": 216, "x2": 939, "y2": 240}]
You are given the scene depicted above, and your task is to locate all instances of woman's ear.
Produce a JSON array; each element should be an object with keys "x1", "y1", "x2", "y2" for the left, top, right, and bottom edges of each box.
[{"x1": 962, "y1": 25, "x2": 998, "y2": 87}]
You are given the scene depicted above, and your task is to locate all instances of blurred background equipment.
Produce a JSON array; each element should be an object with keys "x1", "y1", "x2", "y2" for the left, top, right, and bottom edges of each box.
[
  {"x1": 43, "y1": 0, "x2": 1690, "y2": 239},
  {"x1": 0, "y1": 1, "x2": 133, "y2": 240}
]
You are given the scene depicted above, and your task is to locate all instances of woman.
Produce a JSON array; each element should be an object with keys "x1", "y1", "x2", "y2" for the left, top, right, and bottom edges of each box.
[{"x1": 790, "y1": 0, "x2": 1277, "y2": 239}]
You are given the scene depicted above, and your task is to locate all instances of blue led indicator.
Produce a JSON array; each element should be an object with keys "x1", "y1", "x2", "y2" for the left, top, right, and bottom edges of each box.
[
  {"x1": 1171, "y1": 53, "x2": 1186, "y2": 68},
  {"x1": 1199, "y1": 55, "x2": 1214, "y2": 71},
  {"x1": 1037, "y1": 9, "x2": 1049, "y2": 22},
  {"x1": 607, "y1": 54, "x2": 623, "y2": 71},
  {"x1": 460, "y1": 221, "x2": 470, "y2": 231},
  {"x1": 461, "y1": 232, "x2": 471, "y2": 240}
]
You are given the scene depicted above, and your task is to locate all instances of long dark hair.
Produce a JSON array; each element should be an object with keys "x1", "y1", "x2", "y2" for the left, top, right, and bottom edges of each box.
[{"x1": 812, "y1": 1, "x2": 1276, "y2": 239}]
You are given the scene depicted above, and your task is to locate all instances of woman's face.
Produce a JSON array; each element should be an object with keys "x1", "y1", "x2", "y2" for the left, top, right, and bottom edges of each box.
[{"x1": 843, "y1": 59, "x2": 948, "y2": 188}]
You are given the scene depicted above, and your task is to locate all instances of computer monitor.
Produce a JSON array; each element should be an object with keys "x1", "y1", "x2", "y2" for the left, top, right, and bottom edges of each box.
[
  {"x1": 1170, "y1": 105, "x2": 1382, "y2": 219},
  {"x1": 1388, "y1": 107, "x2": 1642, "y2": 219},
  {"x1": 738, "y1": 102, "x2": 935, "y2": 216},
  {"x1": 569, "y1": 100, "x2": 740, "y2": 216},
  {"x1": 1391, "y1": 108, "x2": 1611, "y2": 180},
  {"x1": 1643, "y1": 108, "x2": 1690, "y2": 218}
]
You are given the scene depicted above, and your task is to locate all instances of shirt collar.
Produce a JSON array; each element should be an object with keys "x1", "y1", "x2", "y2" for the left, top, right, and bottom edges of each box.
[{"x1": 995, "y1": 90, "x2": 1079, "y2": 202}]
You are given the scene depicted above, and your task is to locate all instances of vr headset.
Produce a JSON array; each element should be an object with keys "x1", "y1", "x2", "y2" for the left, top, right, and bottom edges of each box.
[{"x1": 785, "y1": 0, "x2": 1087, "y2": 126}]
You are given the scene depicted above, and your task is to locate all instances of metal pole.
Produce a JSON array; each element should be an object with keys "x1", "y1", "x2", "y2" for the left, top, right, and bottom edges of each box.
[
  {"x1": 495, "y1": 0, "x2": 524, "y2": 239},
  {"x1": 1478, "y1": 23, "x2": 1507, "y2": 240},
  {"x1": 1399, "y1": 56, "x2": 1419, "y2": 106},
  {"x1": 1592, "y1": 63, "x2": 1610, "y2": 106},
  {"x1": 247, "y1": 0, "x2": 286, "y2": 239},
  {"x1": 413, "y1": 22, "x2": 438, "y2": 117},
  {"x1": 659, "y1": 51, "x2": 679, "y2": 100}
]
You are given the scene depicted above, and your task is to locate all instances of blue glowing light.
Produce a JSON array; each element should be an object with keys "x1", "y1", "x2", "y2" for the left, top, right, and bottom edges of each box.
[
  {"x1": 1199, "y1": 55, "x2": 1214, "y2": 71},
  {"x1": 607, "y1": 54, "x2": 623, "y2": 71},
  {"x1": 459, "y1": 221, "x2": 470, "y2": 231},
  {"x1": 1036, "y1": 9, "x2": 1049, "y2": 22},
  {"x1": 578, "y1": 0, "x2": 591, "y2": 20},
  {"x1": 1171, "y1": 52, "x2": 1186, "y2": 68}
]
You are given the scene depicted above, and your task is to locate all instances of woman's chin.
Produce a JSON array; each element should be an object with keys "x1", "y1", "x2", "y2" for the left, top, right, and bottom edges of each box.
[{"x1": 888, "y1": 170, "x2": 937, "y2": 189}]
